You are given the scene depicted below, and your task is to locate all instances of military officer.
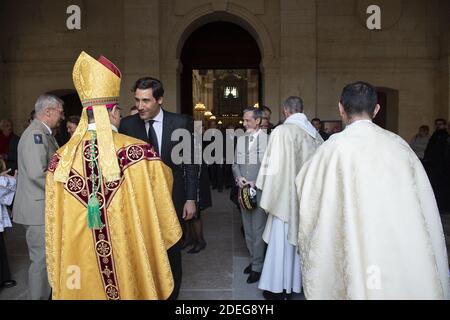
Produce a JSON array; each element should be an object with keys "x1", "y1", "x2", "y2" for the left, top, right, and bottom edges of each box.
[{"x1": 13, "y1": 94, "x2": 64, "y2": 300}]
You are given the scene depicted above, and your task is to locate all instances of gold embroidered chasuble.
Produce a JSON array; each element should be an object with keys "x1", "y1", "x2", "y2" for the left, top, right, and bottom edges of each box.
[{"x1": 45, "y1": 132, "x2": 181, "y2": 300}]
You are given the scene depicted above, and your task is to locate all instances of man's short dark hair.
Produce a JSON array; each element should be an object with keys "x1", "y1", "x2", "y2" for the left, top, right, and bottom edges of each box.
[
  {"x1": 132, "y1": 77, "x2": 164, "y2": 100},
  {"x1": 419, "y1": 125, "x2": 430, "y2": 132},
  {"x1": 340, "y1": 81, "x2": 378, "y2": 117},
  {"x1": 311, "y1": 118, "x2": 321, "y2": 123},
  {"x1": 434, "y1": 118, "x2": 447, "y2": 125},
  {"x1": 243, "y1": 107, "x2": 264, "y2": 120},
  {"x1": 283, "y1": 96, "x2": 304, "y2": 114},
  {"x1": 261, "y1": 106, "x2": 272, "y2": 115}
]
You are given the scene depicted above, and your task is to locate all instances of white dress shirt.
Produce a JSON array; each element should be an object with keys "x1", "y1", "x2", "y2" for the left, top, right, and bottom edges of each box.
[
  {"x1": 249, "y1": 129, "x2": 261, "y2": 150},
  {"x1": 40, "y1": 121, "x2": 52, "y2": 135},
  {"x1": 145, "y1": 108, "x2": 163, "y2": 153}
]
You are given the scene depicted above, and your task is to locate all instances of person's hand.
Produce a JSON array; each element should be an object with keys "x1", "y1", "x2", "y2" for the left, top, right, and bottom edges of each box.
[
  {"x1": 13, "y1": 170, "x2": 17, "y2": 179},
  {"x1": 1, "y1": 168, "x2": 11, "y2": 176},
  {"x1": 237, "y1": 177, "x2": 247, "y2": 189},
  {"x1": 183, "y1": 200, "x2": 197, "y2": 221}
]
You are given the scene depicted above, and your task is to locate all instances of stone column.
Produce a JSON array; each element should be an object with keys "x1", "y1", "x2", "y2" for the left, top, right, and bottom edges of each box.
[
  {"x1": 279, "y1": 0, "x2": 318, "y2": 118},
  {"x1": 439, "y1": 56, "x2": 450, "y2": 120},
  {"x1": 122, "y1": 0, "x2": 160, "y2": 111},
  {"x1": 159, "y1": 59, "x2": 182, "y2": 113},
  {"x1": 0, "y1": 51, "x2": 7, "y2": 119},
  {"x1": 261, "y1": 58, "x2": 281, "y2": 124},
  {"x1": 438, "y1": 0, "x2": 449, "y2": 120}
]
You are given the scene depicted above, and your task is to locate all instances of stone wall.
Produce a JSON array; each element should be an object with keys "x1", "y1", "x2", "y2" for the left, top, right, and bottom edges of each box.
[
  {"x1": 437, "y1": 0, "x2": 450, "y2": 122},
  {"x1": 0, "y1": 0, "x2": 449, "y2": 140},
  {"x1": 0, "y1": 0, "x2": 125, "y2": 132},
  {"x1": 0, "y1": 1, "x2": 8, "y2": 121},
  {"x1": 316, "y1": 0, "x2": 443, "y2": 139}
]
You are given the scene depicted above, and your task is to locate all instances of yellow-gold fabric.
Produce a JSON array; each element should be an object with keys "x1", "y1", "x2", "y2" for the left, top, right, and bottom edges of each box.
[
  {"x1": 54, "y1": 51, "x2": 121, "y2": 183},
  {"x1": 46, "y1": 133, "x2": 181, "y2": 299},
  {"x1": 45, "y1": 51, "x2": 181, "y2": 300}
]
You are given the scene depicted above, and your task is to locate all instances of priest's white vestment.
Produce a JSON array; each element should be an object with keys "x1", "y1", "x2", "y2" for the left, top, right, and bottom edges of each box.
[
  {"x1": 256, "y1": 113, "x2": 323, "y2": 293},
  {"x1": 296, "y1": 120, "x2": 449, "y2": 300}
]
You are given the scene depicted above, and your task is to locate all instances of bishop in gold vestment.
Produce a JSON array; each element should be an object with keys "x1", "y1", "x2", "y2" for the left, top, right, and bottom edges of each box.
[{"x1": 45, "y1": 51, "x2": 181, "y2": 300}]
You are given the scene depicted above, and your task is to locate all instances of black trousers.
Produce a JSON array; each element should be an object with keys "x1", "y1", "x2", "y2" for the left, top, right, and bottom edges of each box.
[
  {"x1": 0, "y1": 232, "x2": 12, "y2": 284},
  {"x1": 209, "y1": 164, "x2": 224, "y2": 190},
  {"x1": 224, "y1": 164, "x2": 234, "y2": 188},
  {"x1": 167, "y1": 240, "x2": 182, "y2": 300}
]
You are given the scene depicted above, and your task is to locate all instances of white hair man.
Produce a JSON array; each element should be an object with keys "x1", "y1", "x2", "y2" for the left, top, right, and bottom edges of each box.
[{"x1": 13, "y1": 94, "x2": 64, "y2": 300}]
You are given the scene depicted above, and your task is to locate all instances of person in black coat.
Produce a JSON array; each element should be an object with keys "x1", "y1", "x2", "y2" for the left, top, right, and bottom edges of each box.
[
  {"x1": 424, "y1": 118, "x2": 450, "y2": 213},
  {"x1": 119, "y1": 77, "x2": 199, "y2": 300},
  {"x1": 0, "y1": 120, "x2": 19, "y2": 172},
  {"x1": 182, "y1": 147, "x2": 212, "y2": 254}
]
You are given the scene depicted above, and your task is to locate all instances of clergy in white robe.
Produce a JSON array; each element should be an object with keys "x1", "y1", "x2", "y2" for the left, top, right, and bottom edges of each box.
[
  {"x1": 296, "y1": 81, "x2": 449, "y2": 300},
  {"x1": 256, "y1": 96, "x2": 323, "y2": 298}
]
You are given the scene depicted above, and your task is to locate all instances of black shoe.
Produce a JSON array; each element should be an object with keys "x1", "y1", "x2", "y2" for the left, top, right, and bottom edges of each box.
[
  {"x1": 243, "y1": 264, "x2": 252, "y2": 274},
  {"x1": 181, "y1": 240, "x2": 193, "y2": 250},
  {"x1": 187, "y1": 241, "x2": 207, "y2": 254},
  {"x1": 246, "y1": 271, "x2": 261, "y2": 284},
  {"x1": 1, "y1": 280, "x2": 17, "y2": 288},
  {"x1": 262, "y1": 290, "x2": 285, "y2": 300}
]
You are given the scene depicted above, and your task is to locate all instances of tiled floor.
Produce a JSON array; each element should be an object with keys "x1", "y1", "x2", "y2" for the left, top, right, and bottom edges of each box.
[
  {"x1": 1, "y1": 189, "x2": 449, "y2": 300},
  {"x1": 179, "y1": 189, "x2": 303, "y2": 300}
]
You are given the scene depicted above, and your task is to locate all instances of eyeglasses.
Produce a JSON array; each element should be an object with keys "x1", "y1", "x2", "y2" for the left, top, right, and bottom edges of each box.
[{"x1": 48, "y1": 107, "x2": 64, "y2": 115}]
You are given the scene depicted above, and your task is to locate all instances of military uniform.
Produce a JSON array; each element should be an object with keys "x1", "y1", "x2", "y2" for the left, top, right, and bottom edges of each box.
[
  {"x1": 232, "y1": 131, "x2": 268, "y2": 275},
  {"x1": 13, "y1": 119, "x2": 58, "y2": 300}
]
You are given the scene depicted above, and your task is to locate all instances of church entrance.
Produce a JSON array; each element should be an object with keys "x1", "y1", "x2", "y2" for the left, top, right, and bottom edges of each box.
[
  {"x1": 174, "y1": 21, "x2": 287, "y2": 300},
  {"x1": 179, "y1": 21, "x2": 262, "y2": 129}
]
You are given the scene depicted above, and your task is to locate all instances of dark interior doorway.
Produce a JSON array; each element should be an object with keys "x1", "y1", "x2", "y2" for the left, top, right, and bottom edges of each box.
[
  {"x1": 375, "y1": 91, "x2": 387, "y2": 129},
  {"x1": 180, "y1": 21, "x2": 262, "y2": 117},
  {"x1": 375, "y1": 88, "x2": 399, "y2": 133},
  {"x1": 47, "y1": 89, "x2": 82, "y2": 146}
]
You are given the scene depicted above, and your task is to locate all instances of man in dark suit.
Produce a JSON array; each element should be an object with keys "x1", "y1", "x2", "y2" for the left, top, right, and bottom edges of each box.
[{"x1": 119, "y1": 77, "x2": 198, "y2": 299}]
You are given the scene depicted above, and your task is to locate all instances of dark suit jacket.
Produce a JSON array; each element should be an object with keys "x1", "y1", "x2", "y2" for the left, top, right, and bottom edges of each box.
[
  {"x1": 6, "y1": 133, "x2": 19, "y2": 172},
  {"x1": 119, "y1": 109, "x2": 199, "y2": 218}
]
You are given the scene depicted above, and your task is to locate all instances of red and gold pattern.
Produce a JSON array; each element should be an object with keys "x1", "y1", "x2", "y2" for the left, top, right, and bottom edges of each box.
[
  {"x1": 48, "y1": 142, "x2": 160, "y2": 300},
  {"x1": 117, "y1": 144, "x2": 159, "y2": 171},
  {"x1": 48, "y1": 154, "x2": 61, "y2": 173}
]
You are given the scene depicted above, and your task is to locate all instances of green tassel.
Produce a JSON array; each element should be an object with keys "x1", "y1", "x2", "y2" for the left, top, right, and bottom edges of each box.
[{"x1": 87, "y1": 196, "x2": 103, "y2": 229}]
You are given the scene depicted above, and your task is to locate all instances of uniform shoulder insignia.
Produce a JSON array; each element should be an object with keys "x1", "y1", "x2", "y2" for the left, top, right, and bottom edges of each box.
[{"x1": 34, "y1": 134, "x2": 43, "y2": 144}]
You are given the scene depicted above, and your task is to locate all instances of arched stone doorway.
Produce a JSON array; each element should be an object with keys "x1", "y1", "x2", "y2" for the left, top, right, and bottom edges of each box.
[
  {"x1": 179, "y1": 21, "x2": 262, "y2": 126},
  {"x1": 160, "y1": 11, "x2": 278, "y2": 120}
]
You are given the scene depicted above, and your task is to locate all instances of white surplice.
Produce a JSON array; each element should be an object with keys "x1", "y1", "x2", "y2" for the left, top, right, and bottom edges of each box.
[
  {"x1": 256, "y1": 113, "x2": 323, "y2": 293},
  {"x1": 296, "y1": 120, "x2": 450, "y2": 300}
]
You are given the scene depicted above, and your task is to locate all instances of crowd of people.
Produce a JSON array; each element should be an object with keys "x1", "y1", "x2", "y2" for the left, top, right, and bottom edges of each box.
[
  {"x1": 0, "y1": 51, "x2": 448, "y2": 300},
  {"x1": 409, "y1": 119, "x2": 450, "y2": 214}
]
